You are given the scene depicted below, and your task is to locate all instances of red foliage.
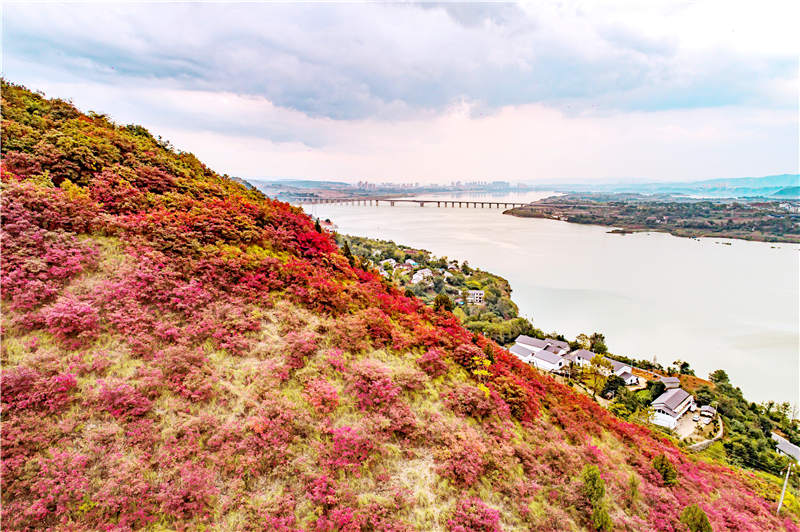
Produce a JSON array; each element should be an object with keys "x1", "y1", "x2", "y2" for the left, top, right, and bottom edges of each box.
[
  {"x1": 417, "y1": 348, "x2": 449, "y2": 377},
  {"x1": 44, "y1": 295, "x2": 100, "y2": 346},
  {"x1": 326, "y1": 426, "x2": 374, "y2": 474},
  {"x1": 447, "y1": 497, "x2": 502, "y2": 532},
  {"x1": 0, "y1": 367, "x2": 77, "y2": 413},
  {"x1": 97, "y1": 379, "x2": 153, "y2": 419},
  {"x1": 304, "y1": 378, "x2": 339, "y2": 414}
]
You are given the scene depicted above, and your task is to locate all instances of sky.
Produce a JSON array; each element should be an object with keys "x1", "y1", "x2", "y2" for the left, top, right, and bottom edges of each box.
[{"x1": 2, "y1": 1, "x2": 798, "y2": 184}]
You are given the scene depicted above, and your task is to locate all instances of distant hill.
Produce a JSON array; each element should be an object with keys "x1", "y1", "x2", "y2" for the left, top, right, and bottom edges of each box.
[
  {"x1": 540, "y1": 174, "x2": 800, "y2": 199},
  {"x1": 773, "y1": 185, "x2": 800, "y2": 198}
]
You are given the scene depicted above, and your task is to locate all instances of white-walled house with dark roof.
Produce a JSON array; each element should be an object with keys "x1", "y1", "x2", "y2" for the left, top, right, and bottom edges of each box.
[{"x1": 651, "y1": 388, "x2": 695, "y2": 429}]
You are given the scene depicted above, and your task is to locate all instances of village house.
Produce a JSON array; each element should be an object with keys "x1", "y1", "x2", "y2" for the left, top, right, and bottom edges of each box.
[
  {"x1": 772, "y1": 433, "x2": 800, "y2": 462},
  {"x1": 661, "y1": 376, "x2": 681, "y2": 389},
  {"x1": 411, "y1": 268, "x2": 433, "y2": 284},
  {"x1": 617, "y1": 370, "x2": 638, "y2": 386},
  {"x1": 651, "y1": 388, "x2": 695, "y2": 429},
  {"x1": 530, "y1": 349, "x2": 566, "y2": 373},
  {"x1": 563, "y1": 349, "x2": 593, "y2": 368},
  {"x1": 509, "y1": 343, "x2": 536, "y2": 364},
  {"x1": 379, "y1": 258, "x2": 397, "y2": 269},
  {"x1": 404, "y1": 259, "x2": 418, "y2": 266},
  {"x1": 515, "y1": 335, "x2": 570, "y2": 355},
  {"x1": 466, "y1": 289, "x2": 484, "y2": 304}
]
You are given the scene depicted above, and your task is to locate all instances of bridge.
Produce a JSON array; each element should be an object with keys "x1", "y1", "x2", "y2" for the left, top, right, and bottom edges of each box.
[{"x1": 306, "y1": 198, "x2": 528, "y2": 209}]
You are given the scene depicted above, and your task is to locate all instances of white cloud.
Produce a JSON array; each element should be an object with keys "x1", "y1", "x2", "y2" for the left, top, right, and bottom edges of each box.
[{"x1": 2, "y1": 1, "x2": 797, "y2": 183}]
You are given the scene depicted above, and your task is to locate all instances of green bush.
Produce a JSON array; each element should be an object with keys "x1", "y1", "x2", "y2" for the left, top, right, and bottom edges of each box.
[
  {"x1": 680, "y1": 504, "x2": 712, "y2": 532},
  {"x1": 653, "y1": 453, "x2": 678, "y2": 486},
  {"x1": 582, "y1": 465, "x2": 605, "y2": 503}
]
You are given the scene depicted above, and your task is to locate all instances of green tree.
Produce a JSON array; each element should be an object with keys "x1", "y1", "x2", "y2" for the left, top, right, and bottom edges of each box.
[
  {"x1": 652, "y1": 454, "x2": 678, "y2": 486},
  {"x1": 589, "y1": 332, "x2": 608, "y2": 354},
  {"x1": 433, "y1": 293, "x2": 454, "y2": 313},
  {"x1": 709, "y1": 369, "x2": 729, "y2": 384},
  {"x1": 587, "y1": 355, "x2": 612, "y2": 398},
  {"x1": 582, "y1": 465, "x2": 605, "y2": 503},
  {"x1": 680, "y1": 504, "x2": 712, "y2": 532},
  {"x1": 582, "y1": 465, "x2": 613, "y2": 531}
]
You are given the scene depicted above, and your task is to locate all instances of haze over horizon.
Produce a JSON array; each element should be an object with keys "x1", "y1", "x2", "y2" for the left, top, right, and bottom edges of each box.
[{"x1": 3, "y1": 1, "x2": 798, "y2": 184}]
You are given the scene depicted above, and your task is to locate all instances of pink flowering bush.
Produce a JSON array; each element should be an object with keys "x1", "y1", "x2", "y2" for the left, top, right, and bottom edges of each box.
[
  {"x1": 348, "y1": 360, "x2": 400, "y2": 413},
  {"x1": 97, "y1": 380, "x2": 153, "y2": 419},
  {"x1": 284, "y1": 330, "x2": 318, "y2": 370},
  {"x1": 304, "y1": 378, "x2": 339, "y2": 414},
  {"x1": 327, "y1": 426, "x2": 374, "y2": 474},
  {"x1": 158, "y1": 462, "x2": 218, "y2": 521},
  {"x1": 447, "y1": 497, "x2": 502, "y2": 532},
  {"x1": 0, "y1": 367, "x2": 77, "y2": 413},
  {"x1": 417, "y1": 347, "x2": 448, "y2": 377},
  {"x1": 44, "y1": 295, "x2": 100, "y2": 346}
]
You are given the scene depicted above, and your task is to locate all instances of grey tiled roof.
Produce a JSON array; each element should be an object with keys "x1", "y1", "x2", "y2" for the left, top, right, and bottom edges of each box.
[
  {"x1": 772, "y1": 434, "x2": 800, "y2": 462},
  {"x1": 652, "y1": 388, "x2": 692, "y2": 417},
  {"x1": 509, "y1": 344, "x2": 535, "y2": 359},
  {"x1": 533, "y1": 350, "x2": 563, "y2": 365}
]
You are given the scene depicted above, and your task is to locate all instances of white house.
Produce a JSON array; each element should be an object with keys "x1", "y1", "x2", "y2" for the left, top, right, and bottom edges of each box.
[
  {"x1": 606, "y1": 359, "x2": 632, "y2": 377},
  {"x1": 509, "y1": 343, "x2": 536, "y2": 364},
  {"x1": 515, "y1": 335, "x2": 570, "y2": 355},
  {"x1": 530, "y1": 350, "x2": 565, "y2": 373},
  {"x1": 411, "y1": 268, "x2": 433, "y2": 284},
  {"x1": 380, "y1": 258, "x2": 397, "y2": 269},
  {"x1": 617, "y1": 371, "x2": 638, "y2": 386},
  {"x1": 404, "y1": 259, "x2": 418, "y2": 266},
  {"x1": 772, "y1": 433, "x2": 800, "y2": 462},
  {"x1": 563, "y1": 349, "x2": 594, "y2": 368},
  {"x1": 699, "y1": 405, "x2": 717, "y2": 418},
  {"x1": 660, "y1": 376, "x2": 681, "y2": 389},
  {"x1": 651, "y1": 388, "x2": 695, "y2": 429},
  {"x1": 466, "y1": 290, "x2": 485, "y2": 304}
]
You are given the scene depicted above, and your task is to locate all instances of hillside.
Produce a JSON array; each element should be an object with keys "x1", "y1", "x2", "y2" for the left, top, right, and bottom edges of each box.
[{"x1": 1, "y1": 81, "x2": 797, "y2": 531}]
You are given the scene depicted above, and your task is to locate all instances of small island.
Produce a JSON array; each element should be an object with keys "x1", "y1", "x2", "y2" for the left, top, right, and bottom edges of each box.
[{"x1": 505, "y1": 193, "x2": 800, "y2": 243}]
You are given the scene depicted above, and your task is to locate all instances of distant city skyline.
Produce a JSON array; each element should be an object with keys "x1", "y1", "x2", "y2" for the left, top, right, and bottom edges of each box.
[{"x1": 3, "y1": 1, "x2": 797, "y2": 183}]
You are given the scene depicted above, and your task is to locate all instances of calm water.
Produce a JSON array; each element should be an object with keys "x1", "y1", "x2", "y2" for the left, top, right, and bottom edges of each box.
[{"x1": 301, "y1": 192, "x2": 800, "y2": 406}]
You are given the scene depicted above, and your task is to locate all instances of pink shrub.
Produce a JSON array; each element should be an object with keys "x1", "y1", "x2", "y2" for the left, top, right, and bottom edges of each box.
[
  {"x1": 326, "y1": 348, "x2": 347, "y2": 372},
  {"x1": 17, "y1": 450, "x2": 89, "y2": 526},
  {"x1": 284, "y1": 330, "x2": 318, "y2": 370},
  {"x1": 348, "y1": 360, "x2": 400, "y2": 413},
  {"x1": 327, "y1": 426, "x2": 374, "y2": 474},
  {"x1": 44, "y1": 295, "x2": 100, "y2": 346},
  {"x1": 97, "y1": 380, "x2": 152, "y2": 419},
  {"x1": 158, "y1": 462, "x2": 218, "y2": 521},
  {"x1": 307, "y1": 475, "x2": 338, "y2": 507},
  {"x1": 439, "y1": 429, "x2": 488, "y2": 487},
  {"x1": 0, "y1": 367, "x2": 77, "y2": 412},
  {"x1": 447, "y1": 497, "x2": 502, "y2": 532},
  {"x1": 446, "y1": 384, "x2": 503, "y2": 420},
  {"x1": 453, "y1": 343, "x2": 486, "y2": 371},
  {"x1": 417, "y1": 348, "x2": 448, "y2": 377},
  {"x1": 304, "y1": 378, "x2": 339, "y2": 414}
]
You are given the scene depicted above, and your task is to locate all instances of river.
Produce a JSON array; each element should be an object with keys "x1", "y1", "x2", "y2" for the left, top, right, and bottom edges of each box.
[{"x1": 300, "y1": 191, "x2": 800, "y2": 406}]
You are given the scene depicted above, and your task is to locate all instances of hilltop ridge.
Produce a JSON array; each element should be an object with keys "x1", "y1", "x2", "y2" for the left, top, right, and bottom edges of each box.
[{"x1": 1, "y1": 81, "x2": 796, "y2": 531}]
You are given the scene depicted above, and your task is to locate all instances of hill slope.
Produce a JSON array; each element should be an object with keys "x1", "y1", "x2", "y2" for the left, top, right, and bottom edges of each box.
[{"x1": 1, "y1": 81, "x2": 796, "y2": 531}]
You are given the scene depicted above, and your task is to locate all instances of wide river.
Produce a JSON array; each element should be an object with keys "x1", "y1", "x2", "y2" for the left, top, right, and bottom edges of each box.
[{"x1": 300, "y1": 191, "x2": 799, "y2": 406}]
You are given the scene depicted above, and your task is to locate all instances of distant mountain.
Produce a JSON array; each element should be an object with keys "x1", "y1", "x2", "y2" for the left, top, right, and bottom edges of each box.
[
  {"x1": 773, "y1": 185, "x2": 800, "y2": 198},
  {"x1": 538, "y1": 174, "x2": 800, "y2": 199}
]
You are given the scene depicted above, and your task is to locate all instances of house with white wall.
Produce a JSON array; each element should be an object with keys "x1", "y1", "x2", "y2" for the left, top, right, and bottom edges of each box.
[
  {"x1": 515, "y1": 335, "x2": 570, "y2": 355},
  {"x1": 651, "y1": 388, "x2": 695, "y2": 429},
  {"x1": 530, "y1": 349, "x2": 565, "y2": 373}
]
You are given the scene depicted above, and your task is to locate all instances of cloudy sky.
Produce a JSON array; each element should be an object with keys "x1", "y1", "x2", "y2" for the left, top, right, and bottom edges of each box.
[{"x1": 2, "y1": 1, "x2": 798, "y2": 183}]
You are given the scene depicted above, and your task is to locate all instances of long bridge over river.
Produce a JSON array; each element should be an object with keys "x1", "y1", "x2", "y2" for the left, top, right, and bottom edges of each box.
[{"x1": 306, "y1": 197, "x2": 528, "y2": 209}]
